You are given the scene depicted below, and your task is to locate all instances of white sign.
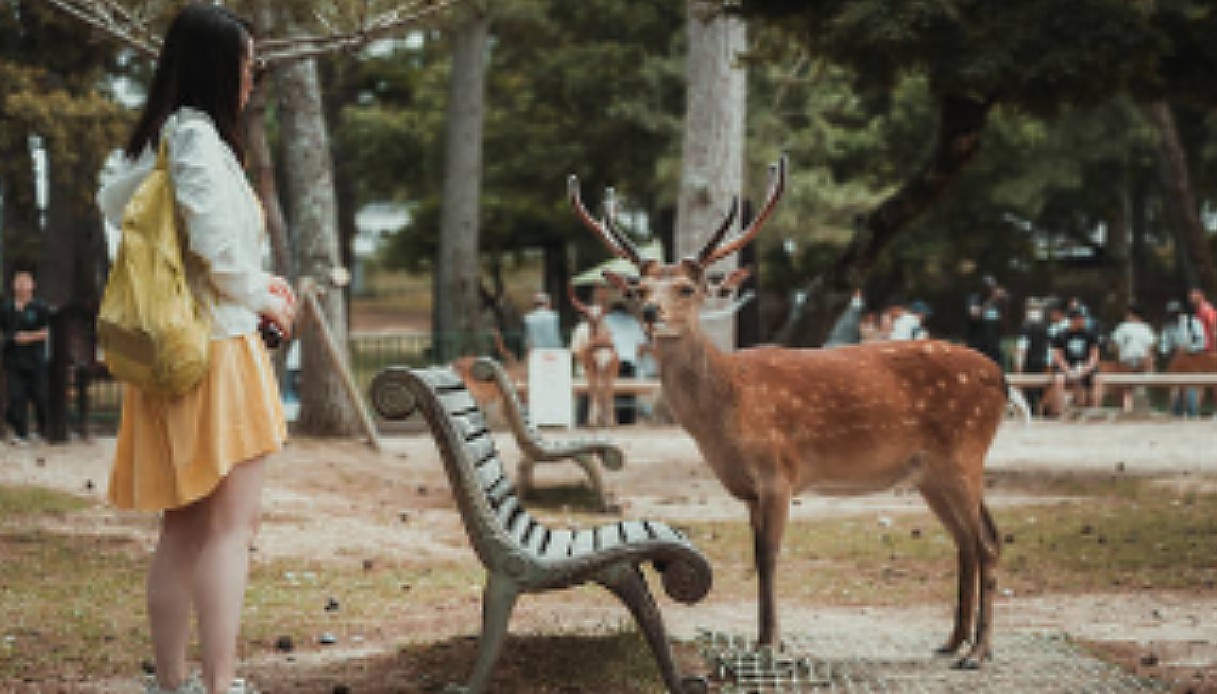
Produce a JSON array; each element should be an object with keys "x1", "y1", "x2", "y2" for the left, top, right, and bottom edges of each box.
[{"x1": 528, "y1": 348, "x2": 573, "y2": 428}]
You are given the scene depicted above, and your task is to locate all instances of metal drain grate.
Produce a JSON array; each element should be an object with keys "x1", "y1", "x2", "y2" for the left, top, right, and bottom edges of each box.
[{"x1": 695, "y1": 629, "x2": 1169, "y2": 693}]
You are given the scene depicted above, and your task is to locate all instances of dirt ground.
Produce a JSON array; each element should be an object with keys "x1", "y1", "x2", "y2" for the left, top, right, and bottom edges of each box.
[{"x1": 4, "y1": 420, "x2": 1217, "y2": 692}]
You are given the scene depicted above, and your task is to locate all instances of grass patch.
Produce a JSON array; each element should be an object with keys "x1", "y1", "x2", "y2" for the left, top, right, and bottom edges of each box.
[
  {"x1": 0, "y1": 485, "x2": 92, "y2": 516},
  {"x1": 0, "y1": 525, "x2": 485, "y2": 682},
  {"x1": 0, "y1": 529, "x2": 149, "y2": 681},
  {"x1": 242, "y1": 557, "x2": 484, "y2": 651}
]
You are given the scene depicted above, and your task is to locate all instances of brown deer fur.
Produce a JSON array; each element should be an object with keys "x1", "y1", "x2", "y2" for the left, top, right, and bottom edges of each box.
[
  {"x1": 452, "y1": 331, "x2": 526, "y2": 422},
  {"x1": 568, "y1": 157, "x2": 1005, "y2": 669},
  {"x1": 569, "y1": 284, "x2": 620, "y2": 428}
]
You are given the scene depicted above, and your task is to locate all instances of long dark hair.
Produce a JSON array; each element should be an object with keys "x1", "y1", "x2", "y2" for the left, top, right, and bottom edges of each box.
[{"x1": 124, "y1": 3, "x2": 252, "y2": 161}]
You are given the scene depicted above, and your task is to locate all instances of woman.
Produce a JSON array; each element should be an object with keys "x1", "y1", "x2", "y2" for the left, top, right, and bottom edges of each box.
[{"x1": 97, "y1": 5, "x2": 295, "y2": 694}]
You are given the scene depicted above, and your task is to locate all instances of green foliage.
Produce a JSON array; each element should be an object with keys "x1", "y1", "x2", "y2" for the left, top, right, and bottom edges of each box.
[{"x1": 337, "y1": 0, "x2": 685, "y2": 271}]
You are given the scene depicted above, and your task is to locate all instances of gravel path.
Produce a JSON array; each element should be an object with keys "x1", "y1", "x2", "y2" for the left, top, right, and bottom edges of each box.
[{"x1": 4, "y1": 419, "x2": 1215, "y2": 692}]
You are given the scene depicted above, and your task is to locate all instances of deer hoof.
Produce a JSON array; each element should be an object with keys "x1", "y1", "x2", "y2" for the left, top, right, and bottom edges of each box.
[{"x1": 953, "y1": 656, "x2": 982, "y2": 671}]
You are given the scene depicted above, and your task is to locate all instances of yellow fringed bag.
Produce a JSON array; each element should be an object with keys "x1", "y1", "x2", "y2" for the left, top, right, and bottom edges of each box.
[{"x1": 97, "y1": 140, "x2": 210, "y2": 396}]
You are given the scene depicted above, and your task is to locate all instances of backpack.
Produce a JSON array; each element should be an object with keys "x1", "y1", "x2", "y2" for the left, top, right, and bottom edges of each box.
[{"x1": 97, "y1": 140, "x2": 211, "y2": 396}]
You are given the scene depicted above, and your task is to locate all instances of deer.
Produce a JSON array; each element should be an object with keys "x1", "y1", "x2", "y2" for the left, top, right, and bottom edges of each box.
[
  {"x1": 452, "y1": 330, "x2": 527, "y2": 424},
  {"x1": 568, "y1": 282, "x2": 620, "y2": 428},
  {"x1": 567, "y1": 156, "x2": 1006, "y2": 670}
]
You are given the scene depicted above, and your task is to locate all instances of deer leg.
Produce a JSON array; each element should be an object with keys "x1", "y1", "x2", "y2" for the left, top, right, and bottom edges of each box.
[
  {"x1": 919, "y1": 487, "x2": 977, "y2": 658},
  {"x1": 959, "y1": 500, "x2": 1001, "y2": 670},
  {"x1": 748, "y1": 492, "x2": 790, "y2": 646}
]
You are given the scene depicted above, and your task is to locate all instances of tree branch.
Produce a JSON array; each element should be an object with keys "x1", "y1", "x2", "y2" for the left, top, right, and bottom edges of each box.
[
  {"x1": 44, "y1": 0, "x2": 464, "y2": 66},
  {"x1": 43, "y1": 0, "x2": 160, "y2": 56}
]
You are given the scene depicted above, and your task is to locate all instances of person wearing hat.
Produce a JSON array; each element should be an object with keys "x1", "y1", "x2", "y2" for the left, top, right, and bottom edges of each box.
[
  {"x1": 889, "y1": 297, "x2": 929, "y2": 340},
  {"x1": 1160, "y1": 299, "x2": 1207, "y2": 417},
  {"x1": 1047, "y1": 306, "x2": 1102, "y2": 414},
  {"x1": 1108, "y1": 303, "x2": 1157, "y2": 414},
  {"x1": 523, "y1": 291, "x2": 563, "y2": 352}
]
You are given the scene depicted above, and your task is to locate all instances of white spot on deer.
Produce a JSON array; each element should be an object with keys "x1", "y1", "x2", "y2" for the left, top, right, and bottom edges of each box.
[{"x1": 958, "y1": 373, "x2": 970, "y2": 385}]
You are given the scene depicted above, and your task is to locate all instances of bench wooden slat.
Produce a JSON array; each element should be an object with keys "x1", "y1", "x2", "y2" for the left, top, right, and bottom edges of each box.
[
  {"x1": 542, "y1": 528, "x2": 574, "y2": 559},
  {"x1": 476, "y1": 456, "x2": 507, "y2": 493},
  {"x1": 466, "y1": 435, "x2": 495, "y2": 468},
  {"x1": 523, "y1": 524, "x2": 549, "y2": 556},
  {"x1": 494, "y1": 496, "x2": 522, "y2": 530},
  {"x1": 596, "y1": 524, "x2": 623, "y2": 551},
  {"x1": 507, "y1": 510, "x2": 537, "y2": 546},
  {"x1": 621, "y1": 521, "x2": 650, "y2": 544},
  {"x1": 451, "y1": 411, "x2": 491, "y2": 442},
  {"x1": 438, "y1": 389, "x2": 478, "y2": 414},
  {"x1": 644, "y1": 521, "x2": 686, "y2": 546},
  {"x1": 1007, "y1": 372, "x2": 1217, "y2": 387},
  {"x1": 484, "y1": 474, "x2": 515, "y2": 508},
  {"x1": 571, "y1": 529, "x2": 596, "y2": 557}
]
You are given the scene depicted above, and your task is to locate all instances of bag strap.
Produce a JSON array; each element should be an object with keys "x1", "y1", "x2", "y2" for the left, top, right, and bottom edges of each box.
[{"x1": 155, "y1": 136, "x2": 170, "y2": 172}]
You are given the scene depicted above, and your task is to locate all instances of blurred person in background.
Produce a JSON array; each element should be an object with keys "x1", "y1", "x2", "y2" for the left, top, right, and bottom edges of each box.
[
  {"x1": 1048, "y1": 307, "x2": 1102, "y2": 413},
  {"x1": 1108, "y1": 303, "x2": 1156, "y2": 414},
  {"x1": 1160, "y1": 299, "x2": 1208, "y2": 417},
  {"x1": 965, "y1": 275, "x2": 1008, "y2": 368},
  {"x1": 1012, "y1": 298, "x2": 1051, "y2": 415}
]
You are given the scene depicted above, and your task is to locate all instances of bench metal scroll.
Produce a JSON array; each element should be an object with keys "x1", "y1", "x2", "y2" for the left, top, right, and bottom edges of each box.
[{"x1": 369, "y1": 365, "x2": 712, "y2": 694}]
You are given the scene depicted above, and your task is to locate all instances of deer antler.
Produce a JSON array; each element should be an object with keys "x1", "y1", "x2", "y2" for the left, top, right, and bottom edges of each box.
[
  {"x1": 568, "y1": 176, "x2": 644, "y2": 267},
  {"x1": 567, "y1": 282, "x2": 592, "y2": 317},
  {"x1": 700, "y1": 155, "x2": 788, "y2": 267},
  {"x1": 695, "y1": 196, "x2": 741, "y2": 266}
]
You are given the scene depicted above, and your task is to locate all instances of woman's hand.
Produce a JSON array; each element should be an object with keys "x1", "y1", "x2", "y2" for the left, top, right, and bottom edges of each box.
[
  {"x1": 262, "y1": 276, "x2": 297, "y2": 341},
  {"x1": 268, "y1": 275, "x2": 297, "y2": 311}
]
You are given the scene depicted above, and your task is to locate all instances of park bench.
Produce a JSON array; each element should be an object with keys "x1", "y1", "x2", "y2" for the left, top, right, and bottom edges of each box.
[
  {"x1": 369, "y1": 364, "x2": 712, "y2": 694},
  {"x1": 1007, "y1": 371, "x2": 1217, "y2": 420},
  {"x1": 469, "y1": 357, "x2": 624, "y2": 511}
]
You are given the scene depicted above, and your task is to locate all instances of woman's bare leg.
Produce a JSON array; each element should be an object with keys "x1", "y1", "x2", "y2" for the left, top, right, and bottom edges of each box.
[
  {"x1": 193, "y1": 457, "x2": 267, "y2": 694},
  {"x1": 148, "y1": 502, "x2": 208, "y2": 690}
]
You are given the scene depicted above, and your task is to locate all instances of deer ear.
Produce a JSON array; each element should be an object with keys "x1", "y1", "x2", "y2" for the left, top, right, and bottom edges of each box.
[
  {"x1": 602, "y1": 271, "x2": 635, "y2": 296},
  {"x1": 722, "y1": 266, "x2": 752, "y2": 291}
]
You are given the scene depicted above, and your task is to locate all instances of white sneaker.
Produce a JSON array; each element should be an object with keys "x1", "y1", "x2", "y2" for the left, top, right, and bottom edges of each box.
[
  {"x1": 143, "y1": 673, "x2": 204, "y2": 694},
  {"x1": 226, "y1": 679, "x2": 260, "y2": 694}
]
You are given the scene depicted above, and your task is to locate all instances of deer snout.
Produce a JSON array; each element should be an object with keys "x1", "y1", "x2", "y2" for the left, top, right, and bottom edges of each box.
[{"x1": 641, "y1": 303, "x2": 660, "y2": 325}]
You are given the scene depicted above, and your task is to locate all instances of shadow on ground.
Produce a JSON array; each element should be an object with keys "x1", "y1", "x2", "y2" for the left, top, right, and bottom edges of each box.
[{"x1": 245, "y1": 631, "x2": 703, "y2": 694}]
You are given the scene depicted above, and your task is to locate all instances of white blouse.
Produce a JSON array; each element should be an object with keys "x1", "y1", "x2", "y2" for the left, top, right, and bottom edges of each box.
[{"x1": 98, "y1": 107, "x2": 285, "y2": 339}]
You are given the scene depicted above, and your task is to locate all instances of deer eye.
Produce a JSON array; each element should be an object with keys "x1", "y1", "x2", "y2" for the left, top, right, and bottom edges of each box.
[{"x1": 679, "y1": 285, "x2": 696, "y2": 297}]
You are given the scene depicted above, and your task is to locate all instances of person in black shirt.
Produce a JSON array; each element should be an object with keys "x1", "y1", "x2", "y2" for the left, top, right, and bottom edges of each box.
[
  {"x1": 1013, "y1": 300, "x2": 1051, "y2": 414},
  {"x1": 1047, "y1": 306, "x2": 1102, "y2": 413},
  {"x1": 965, "y1": 275, "x2": 1008, "y2": 368},
  {"x1": 0, "y1": 268, "x2": 49, "y2": 443}
]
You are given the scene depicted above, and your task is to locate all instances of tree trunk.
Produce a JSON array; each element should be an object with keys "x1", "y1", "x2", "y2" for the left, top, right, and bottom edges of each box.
[
  {"x1": 1105, "y1": 184, "x2": 1133, "y2": 320},
  {"x1": 246, "y1": 2, "x2": 293, "y2": 280},
  {"x1": 1143, "y1": 99, "x2": 1217, "y2": 298},
  {"x1": 0, "y1": 134, "x2": 40, "y2": 276},
  {"x1": 542, "y1": 240, "x2": 571, "y2": 333},
  {"x1": 779, "y1": 94, "x2": 993, "y2": 347},
  {"x1": 39, "y1": 144, "x2": 105, "y2": 309},
  {"x1": 434, "y1": 9, "x2": 489, "y2": 362},
  {"x1": 278, "y1": 55, "x2": 361, "y2": 436},
  {"x1": 676, "y1": 0, "x2": 747, "y2": 352}
]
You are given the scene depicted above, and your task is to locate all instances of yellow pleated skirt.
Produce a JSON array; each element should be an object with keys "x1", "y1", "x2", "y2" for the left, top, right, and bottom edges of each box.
[{"x1": 108, "y1": 333, "x2": 287, "y2": 511}]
